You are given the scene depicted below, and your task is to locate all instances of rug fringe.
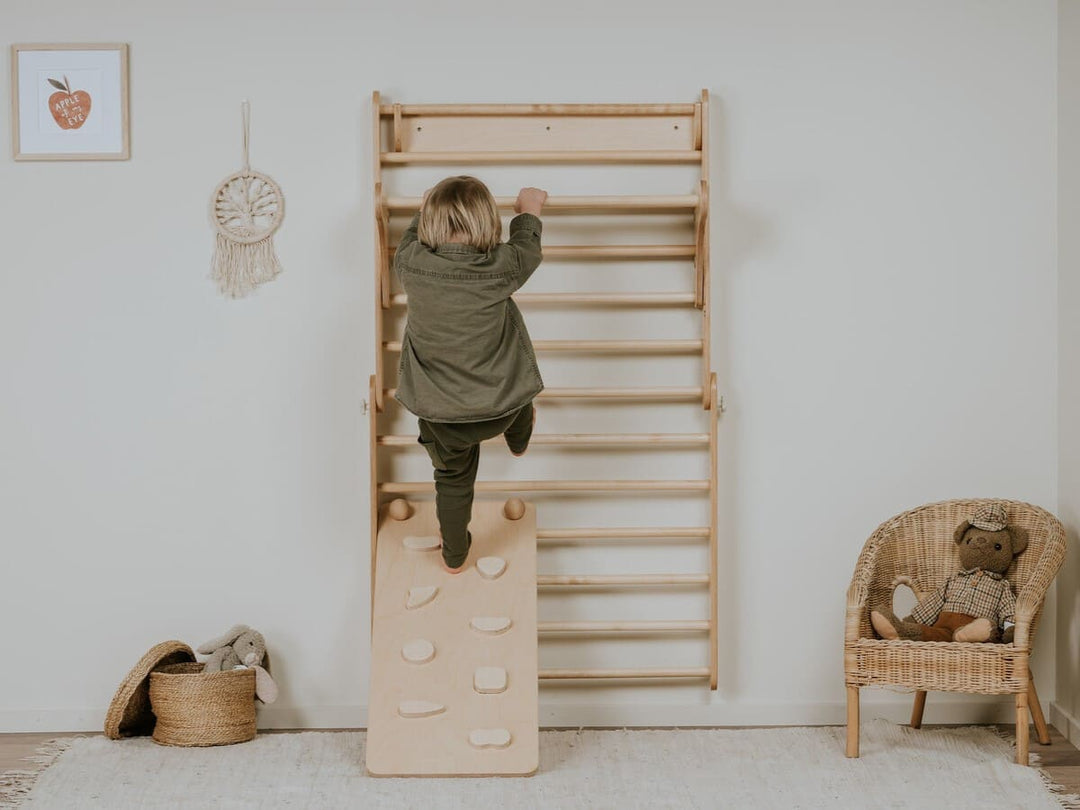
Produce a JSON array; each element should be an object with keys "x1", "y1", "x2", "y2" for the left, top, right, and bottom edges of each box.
[
  {"x1": 0, "y1": 737, "x2": 76, "y2": 809},
  {"x1": 1033, "y1": 760, "x2": 1080, "y2": 810},
  {"x1": 978, "y1": 725, "x2": 1080, "y2": 810}
]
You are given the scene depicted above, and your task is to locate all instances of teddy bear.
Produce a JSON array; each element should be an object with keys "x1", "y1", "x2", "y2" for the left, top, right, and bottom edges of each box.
[
  {"x1": 197, "y1": 624, "x2": 278, "y2": 703},
  {"x1": 870, "y1": 503, "x2": 1028, "y2": 644}
]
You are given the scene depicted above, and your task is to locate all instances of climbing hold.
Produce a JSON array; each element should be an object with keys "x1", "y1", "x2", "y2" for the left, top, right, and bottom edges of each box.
[
  {"x1": 476, "y1": 556, "x2": 507, "y2": 580},
  {"x1": 397, "y1": 700, "x2": 445, "y2": 718},
  {"x1": 469, "y1": 617, "x2": 512, "y2": 635},
  {"x1": 474, "y1": 667, "x2": 508, "y2": 694},
  {"x1": 469, "y1": 728, "x2": 512, "y2": 749},
  {"x1": 405, "y1": 585, "x2": 438, "y2": 609},
  {"x1": 403, "y1": 534, "x2": 440, "y2": 551},
  {"x1": 401, "y1": 639, "x2": 435, "y2": 664}
]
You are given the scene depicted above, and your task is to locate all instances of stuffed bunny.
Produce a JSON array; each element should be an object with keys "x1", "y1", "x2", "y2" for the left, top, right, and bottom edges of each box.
[{"x1": 197, "y1": 624, "x2": 278, "y2": 703}]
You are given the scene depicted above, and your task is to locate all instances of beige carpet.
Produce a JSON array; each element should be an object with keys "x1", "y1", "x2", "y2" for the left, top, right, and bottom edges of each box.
[{"x1": 2, "y1": 719, "x2": 1076, "y2": 809}]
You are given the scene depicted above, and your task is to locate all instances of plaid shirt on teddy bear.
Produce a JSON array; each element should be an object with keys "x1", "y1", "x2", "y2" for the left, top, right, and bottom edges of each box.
[{"x1": 908, "y1": 567, "x2": 1016, "y2": 628}]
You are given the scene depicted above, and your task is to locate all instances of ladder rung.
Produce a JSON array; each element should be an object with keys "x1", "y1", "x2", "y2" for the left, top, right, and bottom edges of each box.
[
  {"x1": 389, "y1": 292, "x2": 698, "y2": 307},
  {"x1": 538, "y1": 667, "x2": 711, "y2": 680},
  {"x1": 536, "y1": 574, "x2": 709, "y2": 586},
  {"x1": 384, "y1": 194, "x2": 699, "y2": 214},
  {"x1": 379, "y1": 481, "x2": 710, "y2": 494},
  {"x1": 379, "y1": 103, "x2": 698, "y2": 117},
  {"x1": 538, "y1": 620, "x2": 710, "y2": 634},
  {"x1": 378, "y1": 433, "x2": 709, "y2": 447},
  {"x1": 536, "y1": 526, "x2": 710, "y2": 540},
  {"x1": 381, "y1": 149, "x2": 702, "y2": 165},
  {"x1": 550, "y1": 245, "x2": 696, "y2": 260},
  {"x1": 383, "y1": 339, "x2": 702, "y2": 354},
  {"x1": 384, "y1": 386, "x2": 703, "y2": 401},
  {"x1": 388, "y1": 244, "x2": 695, "y2": 260}
]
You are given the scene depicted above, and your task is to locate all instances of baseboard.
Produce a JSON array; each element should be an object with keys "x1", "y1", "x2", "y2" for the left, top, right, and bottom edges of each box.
[
  {"x1": 1051, "y1": 702, "x2": 1080, "y2": 744},
  {"x1": 0, "y1": 694, "x2": 1044, "y2": 733},
  {"x1": 537, "y1": 695, "x2": 1043, "y2": 728}
]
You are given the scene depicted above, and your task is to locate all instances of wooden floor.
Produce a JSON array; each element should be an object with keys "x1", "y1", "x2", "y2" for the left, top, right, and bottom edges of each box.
[{"x1": 3, "y1": 725, "x2": 1078, "y2": 791}]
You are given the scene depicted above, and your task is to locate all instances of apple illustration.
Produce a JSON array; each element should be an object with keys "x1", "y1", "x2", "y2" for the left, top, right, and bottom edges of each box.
[{"x1": 47, "y1": 75, "x2": 92, "y2": 130}]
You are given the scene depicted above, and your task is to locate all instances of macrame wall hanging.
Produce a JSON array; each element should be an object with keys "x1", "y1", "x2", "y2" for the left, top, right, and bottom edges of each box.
[{"x1": 209, "y1": 100, "x2": 285, "y2": 298}]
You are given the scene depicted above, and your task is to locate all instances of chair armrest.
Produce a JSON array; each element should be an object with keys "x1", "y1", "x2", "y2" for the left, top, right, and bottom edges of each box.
[
  {"x1": 1011, "y1": 528, "x2": 1067, "y2": 650},
  {"x1": 1012, "y1": 579, "x2": 1053, "y2": 650},
  {"x1": 1010, "y1": 594, "x2": 1036, "y2": 650},
  {"x1": 845, "y1": 528, "x2": 892, "y2": 643},
  {"x1": 844, "y1": 600, "x2": 873, "y2": 643}
]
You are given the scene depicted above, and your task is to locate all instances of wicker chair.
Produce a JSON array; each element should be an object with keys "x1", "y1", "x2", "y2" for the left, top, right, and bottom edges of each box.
[{"x1": 844, "y1": 498, "x2": 1066, "y2": 765}]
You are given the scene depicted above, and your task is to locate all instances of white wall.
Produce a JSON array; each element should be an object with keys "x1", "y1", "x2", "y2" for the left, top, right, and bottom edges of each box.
[
  {"x1": 0, "y1": 0, "x2": 1059, "y2": 731},
  {"x1": 1055, "y1": 0, "x2": 1080, "y2": 743}
]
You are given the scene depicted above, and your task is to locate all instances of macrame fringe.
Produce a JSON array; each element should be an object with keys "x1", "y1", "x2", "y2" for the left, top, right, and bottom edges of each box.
[
  {"x1": 0, "y1": 737, "x2": 76, "y2": 808},
  {"x1": 210, "y1": 232, "x2": 282, "y2": 299}
]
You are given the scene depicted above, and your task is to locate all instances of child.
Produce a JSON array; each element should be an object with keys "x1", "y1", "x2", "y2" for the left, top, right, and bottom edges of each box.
[{"x1": 393, "y1": 175, "x2": 548, "y2": 573}]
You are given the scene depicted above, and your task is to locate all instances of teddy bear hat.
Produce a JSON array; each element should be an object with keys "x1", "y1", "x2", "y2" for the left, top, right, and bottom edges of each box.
[{"x1": 970, "y1": 503, "x2": 1008, "y2": 532}]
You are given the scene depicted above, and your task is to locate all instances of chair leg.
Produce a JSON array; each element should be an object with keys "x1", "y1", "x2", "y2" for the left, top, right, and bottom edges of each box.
[
  {"x1": 1028, "y1": 675, "x2": 1051, "y2": 746},
  {"x1": 1016, "y1": 691, "x2": 1030, "y2": 766},
  {"x1": 911, "y1": 690, "x2": 927, "y2": 729},
  {"x1": 846, "y1": 686, "x2": 860, "y2": 757}
]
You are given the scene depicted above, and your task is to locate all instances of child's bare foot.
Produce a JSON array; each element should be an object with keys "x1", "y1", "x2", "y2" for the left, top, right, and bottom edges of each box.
[{"x1": 441, "y1": 558, "x2": 465, "y2": 574}]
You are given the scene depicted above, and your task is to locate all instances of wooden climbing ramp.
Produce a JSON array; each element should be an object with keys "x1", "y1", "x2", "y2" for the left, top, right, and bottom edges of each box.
[{"x1": 366, "y1": 499, "x2": 539, "y2": 777}]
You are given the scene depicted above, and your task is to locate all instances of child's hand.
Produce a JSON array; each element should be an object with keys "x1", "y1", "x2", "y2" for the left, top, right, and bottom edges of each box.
[{"x1": 514, "y1": 187, "x2": 548, "y2": 216}]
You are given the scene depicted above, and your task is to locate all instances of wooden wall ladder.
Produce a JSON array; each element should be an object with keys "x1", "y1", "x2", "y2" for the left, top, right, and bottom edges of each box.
[{"x1": 369, "y1": 91, "x2": 719, "y2": 690}]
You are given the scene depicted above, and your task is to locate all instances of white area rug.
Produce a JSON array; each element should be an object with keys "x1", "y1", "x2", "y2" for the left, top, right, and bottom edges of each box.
[{"x1": 3, "y1": 720, "x2": 1076, "y2": 809}]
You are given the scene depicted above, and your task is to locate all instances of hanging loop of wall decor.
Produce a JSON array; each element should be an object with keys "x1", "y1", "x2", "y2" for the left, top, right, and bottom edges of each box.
[
  {"x1": 241, "y1": 98, "x2": 251, "y2": 172},
  {"x1": 208, "y1": 99, "x2": 286, "y2": 298}
]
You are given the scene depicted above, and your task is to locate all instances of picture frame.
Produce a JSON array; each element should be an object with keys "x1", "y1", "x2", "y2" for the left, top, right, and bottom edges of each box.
[{"x1": 11, "y1": 43, "x2": 129, "y2": 161}]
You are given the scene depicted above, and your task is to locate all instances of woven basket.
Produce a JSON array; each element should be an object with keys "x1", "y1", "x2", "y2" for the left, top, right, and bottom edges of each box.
[
  {"x1": 149, "y1": 662, "x2": 256, "y2": 746},
  {"x1": 104, "y1": 640, "x2": 196, "y2": 739}
]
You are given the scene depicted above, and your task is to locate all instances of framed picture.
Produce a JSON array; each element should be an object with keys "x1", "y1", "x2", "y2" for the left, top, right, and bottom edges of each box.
[{"x1": 10, "y1": 43, "x2": 129, "y2": 161}]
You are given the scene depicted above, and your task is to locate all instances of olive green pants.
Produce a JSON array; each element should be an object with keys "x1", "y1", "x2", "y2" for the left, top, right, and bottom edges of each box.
[{"x1": 416, "y1": 401, "x2": 534, "y2": 568}]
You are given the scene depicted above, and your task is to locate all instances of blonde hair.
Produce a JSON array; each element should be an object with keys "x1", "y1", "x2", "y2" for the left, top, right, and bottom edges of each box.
[{"x1": 418, "y1": 175, "x2": 502, "y2": 252}]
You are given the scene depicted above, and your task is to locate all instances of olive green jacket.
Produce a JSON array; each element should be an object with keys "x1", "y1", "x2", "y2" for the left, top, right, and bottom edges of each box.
[{"x1": 392, "y1": 210, "x2": 545, "y2": 423}]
